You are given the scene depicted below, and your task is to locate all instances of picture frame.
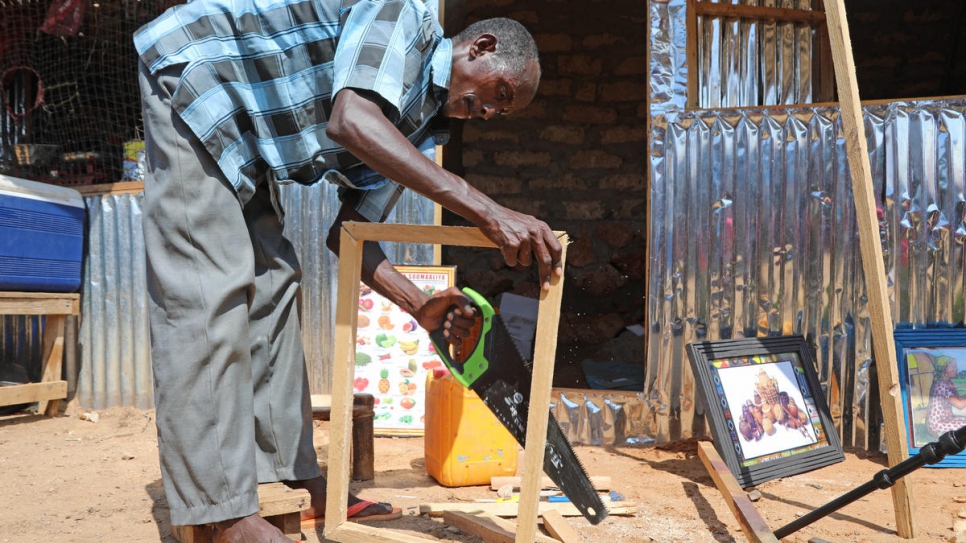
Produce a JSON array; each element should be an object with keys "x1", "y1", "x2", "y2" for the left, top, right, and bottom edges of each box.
[
  {"x1": 894, "y1": 328, "x2": 966, "y2": 468},
  {"x1": 687, "y1": 336, "x2": 845, "y2": 488},
  {"x1": 353, "y1": 265, "x2": 455, "y2": 436}
]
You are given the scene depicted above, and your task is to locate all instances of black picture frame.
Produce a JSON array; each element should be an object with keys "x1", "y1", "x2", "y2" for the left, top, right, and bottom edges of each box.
[
  {"x1": 894, "y1": 328, "x2": 966, "y2": 468},
  {"x1": 687, "y1": 335, "x2": 845, "y2": 488}
]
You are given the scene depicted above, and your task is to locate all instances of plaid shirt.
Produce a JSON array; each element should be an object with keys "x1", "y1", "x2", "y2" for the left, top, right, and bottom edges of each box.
[{"x1": 135, "y1": 0, "x2": 451, "y2": 204}]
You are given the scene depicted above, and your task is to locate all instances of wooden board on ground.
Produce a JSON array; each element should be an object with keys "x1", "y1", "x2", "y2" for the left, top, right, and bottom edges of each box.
[
  {"x1": 443, "y1": 511, "x2": 558, "y2": 543},
  {"x1": 541, "y1": 509, "x2": 582, "y2": 543},
  {"x1": 490, "y1": 476, "x2": 611, "y2": 491},
  {"x1": 697, "y1": 442, "x2": 778, "y2": 543},
  {"x1": 420, "y1": 501, "x2": 634, "y2": 518}
]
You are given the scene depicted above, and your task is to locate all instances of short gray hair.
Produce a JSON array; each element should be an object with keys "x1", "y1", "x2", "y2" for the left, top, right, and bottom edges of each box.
[{"x1": 454, "y1": 18, "x2": 540, "y2": 79}]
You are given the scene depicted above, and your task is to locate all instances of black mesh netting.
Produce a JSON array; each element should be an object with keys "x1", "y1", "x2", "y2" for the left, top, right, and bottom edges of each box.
[{"x1": 0, "y1": 0, "x2": 175, "y2": 186}]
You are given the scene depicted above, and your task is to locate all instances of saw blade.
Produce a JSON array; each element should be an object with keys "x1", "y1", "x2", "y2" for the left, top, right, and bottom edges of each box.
[{"x1": 430, "y1": 289, "x2": 608, "y2": 525}]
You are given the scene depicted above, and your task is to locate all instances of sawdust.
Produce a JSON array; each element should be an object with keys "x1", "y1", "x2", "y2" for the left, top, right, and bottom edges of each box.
[{"x1": 0, "y1": 402, "x2": 964, "y2": 543}]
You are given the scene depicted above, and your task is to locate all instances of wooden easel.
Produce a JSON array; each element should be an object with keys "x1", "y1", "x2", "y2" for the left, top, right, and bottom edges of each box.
[
  {"x1": 694, "y1": 0, "x2": 916, "y2": 538},
  {"x1": 324, "y1": 222, "x2": 568, "y2": 543}
]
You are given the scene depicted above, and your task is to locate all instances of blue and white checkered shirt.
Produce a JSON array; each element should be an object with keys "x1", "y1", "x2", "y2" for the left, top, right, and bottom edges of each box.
[{"x1": 135, "y1": 0, "x2": 451, "y2": 204}]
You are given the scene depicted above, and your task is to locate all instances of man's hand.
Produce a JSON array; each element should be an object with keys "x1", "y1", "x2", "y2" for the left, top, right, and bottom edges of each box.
[
  {"x1": 413, "y1": 287, "x2": 478, "y2": 346},
  {"x1": 479, "y1": 206, "x2": 563, "y2": 291}
]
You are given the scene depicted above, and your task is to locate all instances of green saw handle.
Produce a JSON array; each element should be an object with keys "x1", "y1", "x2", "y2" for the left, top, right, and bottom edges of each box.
[{"x1": 428, "y1": 287, "x2": 492, "y2": 388}]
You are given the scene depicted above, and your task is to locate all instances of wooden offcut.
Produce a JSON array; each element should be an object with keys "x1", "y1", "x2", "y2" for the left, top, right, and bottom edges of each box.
[
  {"x1": 823, "y1": 0, "x2": 916, "y2": 537},
  {"x1": 419, "y1": 501, "x2": 635, "y2": 518},
  {"x1": 490, "y1": 476, "x2": 611, "y2": 492},
  {"x1": 326, "y1": 223, "x2": 569, "y2": 543},
  {"x1": 541, "y1": 509, "x2": 582, "y2": 543},
  {"x1": 697, "y1": 442, "x2": 778, "y2": 543},
  {"x1": 442, "y1": 511, "x2": 558, "y2": 543},
  {"x1": 171, "y1": 482, "x2": 309, "y2": 543}
]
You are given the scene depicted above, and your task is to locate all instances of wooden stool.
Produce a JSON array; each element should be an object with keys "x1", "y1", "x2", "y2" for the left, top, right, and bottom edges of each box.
[
  {"x1": 311, "y1": 393, "x2": 375, "y2": 482},
  {"x1": 171, "y1": 482, "x2": 310, "y2": 542},
  {"x1": 0, "y1": 292, "x2": 79, "y2": 416}
]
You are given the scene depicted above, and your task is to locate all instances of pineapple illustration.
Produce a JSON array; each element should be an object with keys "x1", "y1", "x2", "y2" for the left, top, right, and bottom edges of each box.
[{"x1": 378, "y1": 368, "x2": 390, "y2": 394}]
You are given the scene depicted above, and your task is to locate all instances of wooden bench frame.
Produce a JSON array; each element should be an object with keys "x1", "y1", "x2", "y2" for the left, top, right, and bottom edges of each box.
[
  {"x1": 0, "y1": 292, "x2": 79, "y2": 416},
  {"x1": 325, "y1": 223, "x2": 568, "y2": 543}
]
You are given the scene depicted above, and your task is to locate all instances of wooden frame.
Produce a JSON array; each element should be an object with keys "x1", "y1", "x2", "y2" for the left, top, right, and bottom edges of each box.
[
  {"x1": 687, "y1": 336, "x2": 845, "y2": 488},
  {"x1": 894, "y1": 328, "x2": 966, "y2": 468},
  {"x1": 685, "y1": 0, "x2": 836, "y2": 109},
  {"x1": 0, "y1": 292, "x2": 80, "y2": 416},
  {"x1": 326, "y1": 222, "x2": 568, "y2": 543}
]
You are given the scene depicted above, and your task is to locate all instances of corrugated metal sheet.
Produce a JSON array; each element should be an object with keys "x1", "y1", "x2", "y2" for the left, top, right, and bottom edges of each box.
[
  {"x1": 647, "y1": 101, "x2": 966, "y2": 448},
  {"x1": 63, "y1": 183, "x2": 433, "y2": 409}
]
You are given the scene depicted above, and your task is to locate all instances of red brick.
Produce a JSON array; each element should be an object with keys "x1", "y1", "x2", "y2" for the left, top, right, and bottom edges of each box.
[
  {"x1": 583, "y1": 34, "x2": 625, "y2": 49},
  {"x1": 601, "y1": 126, "x2": 646, "y2": 144},
  {"x1": 564, "y1": 201, "x2": 604, "y2": 220},
  {"x1": 539, "y1": 125, "x2": 585, "y2": 144},
  {"x1": 615, "y1": 57, "x2": 647, "y2": 76},
  {"x1": 567, "y1": 237, "x2": 597, "y2": 267},
  {"x1": 530, "y1": 174, "x2": 587, "y2": 191},
  {"x1": 499, "y1": 197, "x2": 544, "y2": 217},
  {"x1": 563, "y1": 106, "x2": 618, "y2": 124},
  {"x1": 538, "y1": 79, "x2": 572, "y2": 97},
  {"x1": 559, "y1": 55, "x2": 602, "y2": 76},
  {"x1": 462, "y1": 149, "x2": 484, "y2": 168},
  {"x1": 509, "y1": 10, "x2": 539, "y2": 24},
  {"x1": 600, "y1": 82, "x2": 648, "y2": 102},
  {"x1": 570, "y1": 150, "x2": 622, "y2": 169},
  {"x1": 596, "y1": 223, "x2": 634, "y2": 249},
  {"x1": 535, "y1": 33, "x2": 572, "y2": 53},
  {"x1": 463, "y1": 124, "x2": 520, "y2": 143},
  {"x1": 600, "y1": 173, "x2": 644, "y2": 190},
  {"x1": 575, "y1": 82, "x2": 596, "y2": 102},
  {"x1": 494, "y1": 151, "x2": 552, "y2": 168},
  {"x1": 613, "y1": 198, "x2": 647, "y2": 219},
  {"x1": 465, "y1": 174, "x2": 522, "y2": 195},
  {"x1": 511, "y1": 100, "x2": 547, "y2": 120}
]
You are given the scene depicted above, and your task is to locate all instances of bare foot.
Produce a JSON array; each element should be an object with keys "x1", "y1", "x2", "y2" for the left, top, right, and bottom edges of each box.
[
  {"x1": 285, "y1": 475, "x2": 395, "y2": 520},
  {"x1": 212, "y1": 513, "x2": 295, "y2": 543}
]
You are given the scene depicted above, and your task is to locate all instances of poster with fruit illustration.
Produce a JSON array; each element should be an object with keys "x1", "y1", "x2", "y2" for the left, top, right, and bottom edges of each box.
[{"x1": 354, "y1": 265, "x2": 455, "y2": 436}]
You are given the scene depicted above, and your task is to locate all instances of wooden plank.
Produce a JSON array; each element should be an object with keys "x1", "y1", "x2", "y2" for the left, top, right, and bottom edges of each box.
[
  {"x1": 694, "y1": 1, "x2": 826, "y2": 25},
  {"x1": 822, "y1": 0, "x2": 916, "y2": 538},
  {"x1": 73, "y1": 181, "x2": 144, "y2": 196},
  {"x1": 518, "y1": 234, "x2": 568, "y2": 543},
  {"x1": 697, "y1": 442, "x2": 779, "y2": 543},
  {"x1": 490, "y1": 476, "x2": 611, "y2": 492},
  {"x1": 0, "y1": 293, "x2": 80, "y2": 316},
  {"x1": 325, "y1": 522, "x2": 437, "y2": 543},
  {"x1": 419, "y1": 502, "x2": 635, "y2": 518},
  {"x1": 38, "y1": 314, "x2": 66, "y2": 415},
  {"x1": 344, "y1": 222, "x2": 497, "y2": 247},
  {"x1": 540, "y1": 510, "x2": 581, "y2": 543},
  {"x1": 171, "y1": 524, "x2": 211, "y2": 543},
  {"x1": 686, "y1": 0, "x2": 699, "y2": 109},
  {"x1": 325, "y1": 226, "x2": 366, "y2": 536},
  {"x1": 0, "y1": 380, "x2": 67, "y2": 407},
  {"x1": 443, "y1": 511, "x2": 558, "y2": 543},
  {"x1": 257, "y1": 483, "x2": 310, "y2": 517}
]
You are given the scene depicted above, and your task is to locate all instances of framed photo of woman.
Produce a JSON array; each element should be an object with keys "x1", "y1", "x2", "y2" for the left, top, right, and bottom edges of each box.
[{"x1": 895, "y1": 328, "x2": 966, "y2": 468}]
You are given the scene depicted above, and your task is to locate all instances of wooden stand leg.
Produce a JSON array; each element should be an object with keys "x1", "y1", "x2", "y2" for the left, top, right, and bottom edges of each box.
[
  {"x1": 697, "y1": 441, "x2": 779, "y2": 543},
  {"x1": 350, "y1": 394, "x2": 375, "y2": 482},
  {"x1": 38, "y1": 314, "x2": 66, "y2": 416}
]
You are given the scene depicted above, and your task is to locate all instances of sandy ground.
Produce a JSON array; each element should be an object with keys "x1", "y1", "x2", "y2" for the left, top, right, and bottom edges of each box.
[{"x1": 1, "y1": 402, "x2": 965, "y2": 543}]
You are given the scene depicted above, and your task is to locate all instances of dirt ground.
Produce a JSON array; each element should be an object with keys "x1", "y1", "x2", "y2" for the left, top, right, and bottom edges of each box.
[{"x1": 1, "y1": 402, "x2": 965, "y2": 543}]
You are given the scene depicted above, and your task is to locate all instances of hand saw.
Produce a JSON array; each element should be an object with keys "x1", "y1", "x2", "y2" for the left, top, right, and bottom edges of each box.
[{"x1": 429, "y1": 287, "x2": 608, "y2": 525}]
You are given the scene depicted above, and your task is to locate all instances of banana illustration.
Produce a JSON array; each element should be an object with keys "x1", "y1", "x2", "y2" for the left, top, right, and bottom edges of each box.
[{"x1": 399, "y1": 339, "x2": 419, "y2": 355}]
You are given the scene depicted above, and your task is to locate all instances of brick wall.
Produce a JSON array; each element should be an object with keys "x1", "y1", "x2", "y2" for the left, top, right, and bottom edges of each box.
[
  {"x1": 441, "y1": 0, "x2": 648, "y2": 372},
  {"x1": 846, "y1": 0, "x2": 966, "y2": 100}
]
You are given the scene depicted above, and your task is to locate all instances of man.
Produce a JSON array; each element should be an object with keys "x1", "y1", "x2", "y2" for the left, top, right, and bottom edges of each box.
[{"x1": 135, "y1": 0, "x2": 561, "y2": 541}]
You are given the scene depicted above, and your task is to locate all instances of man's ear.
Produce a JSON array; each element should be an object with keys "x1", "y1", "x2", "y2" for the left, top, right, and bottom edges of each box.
[{"x1": 468, "y1": 33, "x2": 498, "y2": 59}]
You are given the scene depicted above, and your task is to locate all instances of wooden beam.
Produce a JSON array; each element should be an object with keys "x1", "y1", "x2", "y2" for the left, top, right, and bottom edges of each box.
[
  {"x1": 443, "y1": 511, "x2": 558, "y2": 543},
  {"x1": 686, "y1": 0, "x2": 699, "y2": 109},
  {"x1": 325, "y1": 522, "x2": 437, "y2": 543},
  {"x1": 540, "y1": 510, "x2": 581, "y2": 543},
  {"x1": 38, "y1": 314, "x2": 66, "y2": 415},
  {"x1": 325, "y1": 226, "x2": 365, "y2": 536},
  {"x1": 490, "y1": 476, "x2": 611, "y2": 492},
  {"x1": 343, "y1": 223, "x2": 498, "y2": 247},
  {"x1": 823, "y1": 0, "x2": 916, "y2": 538},
  {"x1": 697, "y1": 442, "x2": 779, "y2": 543},
  {"x1": 0, "y1": 380, "x2": 67, "y2": 407},
  {"x1": 0, "y1": 292, "x2": 80, "y2": 316},
  {"x1": 693, "y1": 1, "x2": 826, "y2": 25},
  {"x1": 419, "y1": 502, "x2": 635, "y2": 518},
  {"x1": 73, "y1": 181, "x2": 144, "y2": 196},
  {"x1": 518, "y1": 235, "x2": 568, "y2": 543}
]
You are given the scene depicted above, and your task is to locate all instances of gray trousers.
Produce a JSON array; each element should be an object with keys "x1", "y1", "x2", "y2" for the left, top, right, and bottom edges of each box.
[{"x1": 138, "y1": 60, "x2": 321, "y2": 526}]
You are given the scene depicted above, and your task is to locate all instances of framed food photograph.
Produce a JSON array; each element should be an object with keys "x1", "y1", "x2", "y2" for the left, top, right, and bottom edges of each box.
[
  {"x1": 894, "y1": 328, "x2": 966, "y2": 468},
  {"x1": 686, "y1": 336, "x2": 845, "y2": 488},
  {"x1": 354, "y1": 265, "x2": 455, "y2": 436}
]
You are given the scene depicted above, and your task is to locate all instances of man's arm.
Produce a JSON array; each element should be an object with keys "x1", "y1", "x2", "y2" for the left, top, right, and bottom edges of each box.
[
  {"x1": 326, "y1": 88, "x2": 563, "y2": 290},
  {"x1": 326, "y1": 202, "x2": 477, "y2": 344}
]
